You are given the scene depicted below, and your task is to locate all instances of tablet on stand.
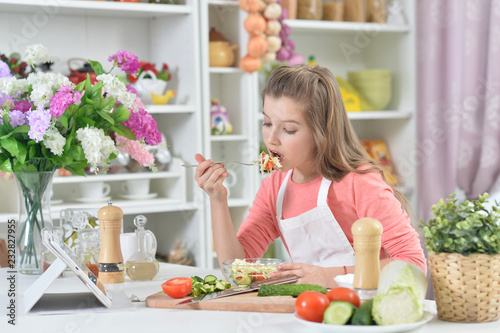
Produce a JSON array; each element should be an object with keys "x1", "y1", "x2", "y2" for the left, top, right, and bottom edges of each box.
[{"x1": 24, "y1": 228, "x2": 131, "y2": 315}]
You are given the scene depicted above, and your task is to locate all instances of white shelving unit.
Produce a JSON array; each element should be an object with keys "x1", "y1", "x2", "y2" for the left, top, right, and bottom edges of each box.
[
  {"x1": 199, "y1": 1, "x2": 260, "y2": 268},
  {"x1": 0, "y1": 0, "x2": 207, "y2": 266},
  {"x1": 0, "y1": 0, "x2": 418, "y2": 269},
  {"x1": 282, "y1": 1, "x2": 418, "y2": 209}
]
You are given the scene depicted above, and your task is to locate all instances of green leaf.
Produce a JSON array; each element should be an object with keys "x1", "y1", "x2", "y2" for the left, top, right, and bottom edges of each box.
[
  {"x1": 75, "y1": 80, "x2": 86, "y2": 92},
  {"x1": 64, "y1": 162, "x2": 88, "y2": 176},
  {"x1": 113, "y1": 104, "x2": 130, "y2": 123},
  {"x1": 67, "y1": 145, "x2": 85, "y2": 160},
  {"x1": 112, "y1": 124, "x2": 136, "y2": 140},
  {"x1": 84, "y1": 74, "x2": 92, "y2": 95},
  {"x1": 61, "y1": 112, "x2": 69, "y2": 129},
  {"x1": 28, "y1": 145, "x2": 39, "y2": 160},
  {"x1": 89, "y1": 59, "x2": 104, "y2": 76},
  {"x1": 0, "y1": 136, "x2": 23, "y2": 156},
  {"x1": 0, "y1": 125, "x2": 29, "y2": 140},
  {"x1": 90, "y1": 82, "x2": 103, "y2": 100},
  {"x1": 97, "y1": 110, "x2": 114, "y2": 125},
  {"x1": 80, "y1": 117, "x2": 96, "y2": 127},
  {"x1": 0, "y1": 155, "x2": 12, "y2": 172}
]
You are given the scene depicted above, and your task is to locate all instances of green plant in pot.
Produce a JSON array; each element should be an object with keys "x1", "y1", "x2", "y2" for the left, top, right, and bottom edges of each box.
[{"x1": 420, "y1": 193, "x2": 500, "y2": 323}]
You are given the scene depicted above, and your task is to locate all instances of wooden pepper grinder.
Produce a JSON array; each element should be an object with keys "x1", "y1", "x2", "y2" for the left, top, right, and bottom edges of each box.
[
  {"x1": 351, "y1": 217, "x2": 383, "y2": 300},
  {"x1": 98, "y1": 201, "x2": 124, "y2": 284}
]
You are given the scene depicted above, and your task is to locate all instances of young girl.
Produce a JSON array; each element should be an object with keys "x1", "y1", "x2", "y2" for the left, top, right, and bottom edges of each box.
[{"x1": 194, "y1": 65, "x2": 426, "y2": 288}]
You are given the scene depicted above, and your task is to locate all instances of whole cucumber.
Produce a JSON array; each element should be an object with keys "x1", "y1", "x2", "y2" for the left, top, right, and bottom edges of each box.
[{"x1": 257, "y1": 284, "x2": 327, "y2": 297}]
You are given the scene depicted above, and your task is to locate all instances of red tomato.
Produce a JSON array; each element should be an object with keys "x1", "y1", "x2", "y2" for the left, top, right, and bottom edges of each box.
[
  {"x1": 326, "y1": 287, "x2": 360, "y2": 308},
  {"x1": 161, "y1": 277, "x2": 192, "y2": 298},
  {"x1": 295, "y1": 291, "x2": 330, "y2": 323}
]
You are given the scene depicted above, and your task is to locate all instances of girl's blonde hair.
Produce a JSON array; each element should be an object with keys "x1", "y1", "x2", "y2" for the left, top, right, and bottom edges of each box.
[{"x1": 262, "y1": 65, "x2": 412, "y2": 216}]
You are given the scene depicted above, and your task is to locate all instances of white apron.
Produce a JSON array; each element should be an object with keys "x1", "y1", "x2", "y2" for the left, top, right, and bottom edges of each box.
[{"x1": 277, "y1": 170, "x2": 356, "y2": 267}]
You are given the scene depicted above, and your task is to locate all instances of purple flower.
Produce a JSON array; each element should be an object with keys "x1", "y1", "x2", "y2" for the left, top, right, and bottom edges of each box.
[
  {"x1": 108, "y1": 50, "x2": 139, "y2": 75},
  {"x1": 9, "y1": 110, "x2": 27, "y2": 127},
  {"x1": 0, "y1": 61, "x2": 12, "y2": 78},
  {"x1": 27, "y1": 104, "x2": 51, "y2": 142},
  {"x1": 123, "y1": 108, "x2": 162, "y2": 146},
  {"x1": 126, "y1": 84, "x2": 137, "y2": 94},
  {"x1": 49, "y1": 85, "x2": 83, "y2": 117},
  {"x1": 13, "y1": 100, "x2": 33, "y2": 113}
]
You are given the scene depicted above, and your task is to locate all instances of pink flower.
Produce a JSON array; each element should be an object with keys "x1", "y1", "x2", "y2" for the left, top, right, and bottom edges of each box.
[
  {"x1": 13, "y1": 100, "x2": 33, "y2": 113},
  {"x1": 49, "y1": 86, "x2": 83, "y2": 118},
  {"x1": 123, "y1": 108, "x2": 162, "y2": 146},
  {"x1": 115, "y1": 134, "x2": 154, "y2": 167},
  {"x1": 109, "y1": 50, "x2": 139, "y2": 75}
]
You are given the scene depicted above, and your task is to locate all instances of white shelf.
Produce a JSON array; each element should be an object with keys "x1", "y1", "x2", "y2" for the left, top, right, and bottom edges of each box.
[
  {"x1": 347, "y1": 110, "x2": 413, "y2": 120},
  {"x1": 50, "y1": 199, "x2": 198, "y2": 219},
  {"x1": 52, "y1": 171, "x2": 181, "y2": 184},
  {"x1": 284, "y1": 19, "x2": 410, "y2": 34},
  {"x1": 146, "y1": 104, "x2": 196, "y2": 114},
  {"x1": 210, "y1": 134, "x2": 248, "y2": 142},
  {"x1": 209, "y1": 67, "x2": 243, "y2": 74},
  {"x1": 208, "y1": 0, "x2": 239, "y2": 6},
  {"x1": 257, "y1": 110, "x2": 413, "y2": 121},
  {"x1": 0, "y1": 0, "x2": 191, "y2": 17},
  {"x1": 0, "y1": 213, "x2": 16, "y2": 222}
]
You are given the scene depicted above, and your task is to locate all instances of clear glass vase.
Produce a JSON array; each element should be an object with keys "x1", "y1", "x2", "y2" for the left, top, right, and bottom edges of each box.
[{"x1": 14, "y1": 170, "x2": 55, "y2": 275}]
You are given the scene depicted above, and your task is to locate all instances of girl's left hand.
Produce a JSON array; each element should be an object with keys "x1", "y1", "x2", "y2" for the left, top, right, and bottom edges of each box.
[{"x1": 270, "y1": 262, "x2": 340, "y2": 288}]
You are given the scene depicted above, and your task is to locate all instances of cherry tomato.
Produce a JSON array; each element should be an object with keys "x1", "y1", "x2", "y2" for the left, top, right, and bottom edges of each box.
[
  {"x1": 326, "y1": 287, "x2": 360, "y2": 308},
  {"x1": 295, "y1": 291, "x2": 330, "y2": 323},
  {"x1": 161, "y1": 277, "x2": 192, "y2": 298}
]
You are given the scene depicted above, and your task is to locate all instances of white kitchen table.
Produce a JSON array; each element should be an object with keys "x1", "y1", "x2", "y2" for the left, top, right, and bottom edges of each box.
[{"x1": 1, "y1": 263, "x2": 499, "y2": 333}]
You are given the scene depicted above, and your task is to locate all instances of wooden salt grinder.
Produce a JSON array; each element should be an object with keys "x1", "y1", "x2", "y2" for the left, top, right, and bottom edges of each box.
[
  {"x1": 98, "y1": 201, "x2": 124, "y2": 284},
  {"x1": 352, "y1": 217, "x2": 383, "y2": 300}
]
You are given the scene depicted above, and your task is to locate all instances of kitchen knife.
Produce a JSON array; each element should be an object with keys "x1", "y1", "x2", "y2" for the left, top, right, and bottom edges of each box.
[{"x1": 176, "y1": 274, "x2": 298, "y2": 305}]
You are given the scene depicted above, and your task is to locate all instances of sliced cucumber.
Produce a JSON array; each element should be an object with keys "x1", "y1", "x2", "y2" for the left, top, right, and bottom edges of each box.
[
  {"x1": 215, "y1": 280, "x2": 227, "y2": 291},
  {"x1": 204, "y1": 274, "x2": 218, "y2": 285},
  {"x1": 237, "y1": 274, "x2": 252, "y2": 286},
  {"x1": 323, "y1": 301, "x2": 356, "y2": 325}
]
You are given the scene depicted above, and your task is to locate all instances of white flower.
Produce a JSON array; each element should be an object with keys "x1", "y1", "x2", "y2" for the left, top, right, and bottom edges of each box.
[
  {"x1": 24, "y1": 44, "x2": 60, "y2": 67},
  {"x1": 27, "y1": 72, "x2": 73, "y2": 91},
  {"x1": 0, "y1": 76, "x2": 30, "y2": 96},
  {"x1": 97, "y1": 73, "x2": 137, "y2": 112},
  {"x1": 76, "y1": 125, "x2": 119, "y2": 170},
  {"x1": 30, "y1": 83, "x2": 54, "y2": 107},
  {"x1": 44, "y1": 125, "x2": 66, "y2": 156}
]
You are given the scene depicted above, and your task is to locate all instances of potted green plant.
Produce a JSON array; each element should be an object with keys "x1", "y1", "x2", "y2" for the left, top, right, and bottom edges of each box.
[{"x1": 420, "y1": 193, "x2": 500, "y2": 323}]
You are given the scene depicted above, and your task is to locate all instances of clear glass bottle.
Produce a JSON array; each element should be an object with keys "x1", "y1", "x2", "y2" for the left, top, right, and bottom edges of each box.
[
  {"x1": 125, "y1": 215, "x2": 159, "y2": 281},
  {"x1": 76, "y1": 229, "x2": 100, "y2": 278}
]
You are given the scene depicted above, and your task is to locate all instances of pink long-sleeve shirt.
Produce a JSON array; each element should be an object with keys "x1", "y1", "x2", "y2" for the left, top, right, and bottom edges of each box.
[{"x1": 237, "y1": 169, "x2": 427, "y2": 274}]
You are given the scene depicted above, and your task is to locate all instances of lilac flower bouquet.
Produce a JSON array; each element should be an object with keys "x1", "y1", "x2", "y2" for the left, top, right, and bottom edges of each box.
[
  {"x1": 0, "y1": 44, "x2": 161, "y2": 175},
  {"x1": 0, "y1": 44, "x2": 162, "y2": 274}
]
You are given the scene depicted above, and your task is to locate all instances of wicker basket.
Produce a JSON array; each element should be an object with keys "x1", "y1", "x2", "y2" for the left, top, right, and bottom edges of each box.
[{"x1": 428, "y1": 252, "x2": 500, "y2": 323}]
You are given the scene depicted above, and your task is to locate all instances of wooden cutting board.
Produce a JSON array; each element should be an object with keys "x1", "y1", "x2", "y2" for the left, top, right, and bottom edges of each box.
[{"x1": 146, "y1": 291, "x2": 296, "y2": 313}]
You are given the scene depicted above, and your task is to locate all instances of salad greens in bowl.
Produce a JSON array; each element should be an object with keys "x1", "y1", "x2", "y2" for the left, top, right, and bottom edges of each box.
[{"x1": 222, "y1": 258, "x2": 285, "y2": 286}]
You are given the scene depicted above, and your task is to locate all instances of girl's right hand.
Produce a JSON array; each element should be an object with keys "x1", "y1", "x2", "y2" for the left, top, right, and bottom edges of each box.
[{"x1": 194, "y1": 153, "x2": 229, "y2": 201}]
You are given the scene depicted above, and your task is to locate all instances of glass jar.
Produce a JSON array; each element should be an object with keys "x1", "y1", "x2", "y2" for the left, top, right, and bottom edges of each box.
[
  {"x1": 75, "y1": 229, "x2": 100, "y2": 277},
  {"x1": 297, "y1": 0, "x2": 323, "y2": 20},
  {"x1": 323, "y1": 0, "x2": 345, "y2": 21}
]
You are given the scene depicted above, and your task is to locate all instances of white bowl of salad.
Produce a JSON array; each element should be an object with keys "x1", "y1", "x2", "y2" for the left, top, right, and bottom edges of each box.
[{"x1": 222, "y1": 258, "x2": 285, "y2": 286}]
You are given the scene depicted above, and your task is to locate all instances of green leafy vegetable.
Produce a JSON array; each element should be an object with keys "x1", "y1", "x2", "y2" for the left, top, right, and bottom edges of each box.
[
  {"x1": 189, "y1": 275, "x2": 231, "y2": 297},
  {"x1": 372, "y1": 261, "x2": 427, "y2": 325},
  {"x1": 419, "y1": 193, "x2": 500, "y2": 255}
]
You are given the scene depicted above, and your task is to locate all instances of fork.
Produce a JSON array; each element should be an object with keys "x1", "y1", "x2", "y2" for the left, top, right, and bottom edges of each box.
[{"x1": 182, "y1": 160, "x2": 254, "y2": 168}]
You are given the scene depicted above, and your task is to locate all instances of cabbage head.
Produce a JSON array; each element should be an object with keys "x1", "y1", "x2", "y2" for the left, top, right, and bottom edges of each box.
[{"x1": 372, "y1": 261, "x2": 427, "y2": 325}]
